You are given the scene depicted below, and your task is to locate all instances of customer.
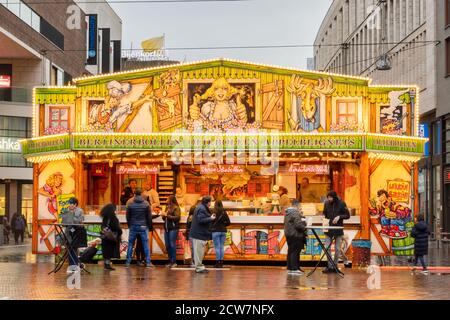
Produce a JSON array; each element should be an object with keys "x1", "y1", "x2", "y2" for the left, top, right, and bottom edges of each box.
[
  {"x1": 11, "y1": 212, "x2": 26, "y2": 245},
  {"x1": 189, "y1": 196, "x2": 216, "y2": 273},
  {"x1": 184, "y1": 200, "x2": 200, "y2": 266},
  {"x1": 161, "y1": 195, "x2": 181, "y2": 268},
  {"x1": 210, "y1": 200, "x2": 230, "y2": 268},
  {"x1": 284, "y1": 199, "x2": 307, "y2": 275},
  {"x1": 60, "y1": 197, "x2": 87, "y2": 270},
  {"x1": 121, "y1": 179, "x2": 138, "y2": 206},
  {"x1": 2, "y1": 216, "x2": 10, "y2": 244},
  {"x1": 322, "y1": 191, "x2": 350, "y2": 273},
  {"x1": 411, "y1": 214, "x2": 430, "y2": 274},
  {"x1": 125, "y1": 188, "x2": 153, "y2": 268},
  {"x1": 100, "y1": 203, "x2": 122, "y2": 271}
]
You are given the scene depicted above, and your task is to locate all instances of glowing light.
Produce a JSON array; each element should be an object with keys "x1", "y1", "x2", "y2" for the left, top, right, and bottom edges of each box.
[{"x1": 26, "y1": 152, "x2": 75, "y2": 163}]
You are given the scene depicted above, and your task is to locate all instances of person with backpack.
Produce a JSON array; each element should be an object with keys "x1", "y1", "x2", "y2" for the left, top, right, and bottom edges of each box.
[
  {"x1": 284, "y1": 199, "x2": 307, "y2": 275},
  {"x1": 210, "y1": 200, "x2": 230, "y2": 268},
  {"x1": 11, "y1": 212, "x2": 26, "y2": 245},
  {"x1": 100, "y1": 203, "x2": 123, "y2": 271},
  {"x1": 411, "y1": 214, "x2": 430, "y2": 274},
  {"x1": 161, "y1": 195, "x2": 181, "y2": 268}
]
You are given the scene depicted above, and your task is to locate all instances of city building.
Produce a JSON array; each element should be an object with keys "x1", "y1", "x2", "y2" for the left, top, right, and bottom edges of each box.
[
  {"x1": 0, "y1": 0, "x2": 121, "y2": 231},
  {"x1": 313, "y1": 0, "x2": 449, "y2": 236}
]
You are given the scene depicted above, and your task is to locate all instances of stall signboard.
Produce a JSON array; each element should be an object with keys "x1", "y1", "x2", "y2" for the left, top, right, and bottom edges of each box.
[
  {"x1": 73, "y1": 134, "x2": 177, "y2": 151},
  {"x1": 288, "y1": 164, "x2": 330, "y2": 174},
  {"x1": 21, "y1": 134, "x2": 71, "y2": 156},
  {"x1": 387, "y1": 180, "x2": 410, "y2": 203},
  {"x1": 56, "y1": 193, "x2": 76, "y2": 221},
  {"x1": 366, "y1": 135, "x2": 424, "y2": 154},
  {"x1": 278, "y1": 134, "x2": 363, "y2": 151},
  {"x1": 200, "y1": 165, "x2": 245, "y2": 174},
  {"x1": 116, "y1": 164, "x2": 160, "y2": 175},
  {"x1": 0, "y1": 75, "x2": 11, "y2": 88}
]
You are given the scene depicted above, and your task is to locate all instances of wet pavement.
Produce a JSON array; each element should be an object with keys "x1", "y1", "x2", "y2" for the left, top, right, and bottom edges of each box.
[{"x1": 1, "y1": 243, "x2": 450, "y2": 300}]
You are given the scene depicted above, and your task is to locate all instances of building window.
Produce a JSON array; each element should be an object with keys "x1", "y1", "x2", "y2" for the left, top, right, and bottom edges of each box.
[
  {"x1": 446, "y1": 0, "x2": 450, "y2": 27},
  {"x1": 21, "y1": 184, "x2": 33, "y2": 225},
  {"x1": 336, "y1": 100, "x2": 358, "y2": 124},
  {"x1": 0, "y1": 184, "x2": 5, "y2": 217},
  {"x1": 0, "y1": 0, "x2": 40, "y2": 32},
  {"x1": 50, "y1": 65, "x2": 64, "y2": 86},
  {"x1": 446, "y1": 38, "x2": 450, "y2": 76},
  {"x1": 446, "y1": 119, "x2": 450, "y2": 164},
  {"x1": 433, "y1": 120, "x2": 442, "y2": 155},
  {"x1": 49, "y1": 106, "x2": 70, "y2": 129}
]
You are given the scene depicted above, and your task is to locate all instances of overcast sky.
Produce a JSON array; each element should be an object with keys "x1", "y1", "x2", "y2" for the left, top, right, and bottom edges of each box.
[{"x1": 109, "y1": 0, "x2": 332, "y2": 69}]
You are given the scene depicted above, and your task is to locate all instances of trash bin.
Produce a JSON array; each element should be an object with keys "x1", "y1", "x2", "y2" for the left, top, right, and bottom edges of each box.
[{"x1": 351, "y1": 239, "x2": 371, "y2": 268}]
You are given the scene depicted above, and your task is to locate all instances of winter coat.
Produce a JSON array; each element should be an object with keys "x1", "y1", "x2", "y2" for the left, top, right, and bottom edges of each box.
[
  {"x1": 101, "y1": 212, "x2": 123, "y2": 259},
  {"x1": 210, "y1": 208, "x2": 231, "y2": 233},
  {"x1": 61, "y1": 207, "x2": 87, "y2": 248},
  {"x1": 284, "y1": 207, "x2": 307, "y2": 240},
  {"x1": 411, "y1": 221, "x2": 429, "y2": 256},
  {"x1": 323, "y1": 195, "x2": 350, "y2": 237},
  {"x1": 126, "y1": 196, "x2": 152, "y2": 228},
  {"x1": 11, "y1": 214, "x2": 26, "y2": 233},
  {"x1": 189, "y1": 203, "x2": 214, "y2": 241},
  {"x1": 162, "y1": 205, "x2": 181, "y2": 231},
  {"x1": 184, "y1": 206, "x2": 196, "y2": 239},
  {"x1": 120, "y1": 187, "x2": 134, "y2": 205}
]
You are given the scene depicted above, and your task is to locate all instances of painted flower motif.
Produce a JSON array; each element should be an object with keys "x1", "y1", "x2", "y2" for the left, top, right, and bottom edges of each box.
[
  {"x1": 330, "y1": 120, "x2": 364, "y2": 133},
  {"x1": 44, "y1": 126, "x2": 71, "y2": 135}
]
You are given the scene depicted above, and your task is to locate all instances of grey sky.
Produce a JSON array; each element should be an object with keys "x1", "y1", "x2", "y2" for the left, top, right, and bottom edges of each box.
[{"x1": 109, "y1": 0, "x2": 332, "y2": 69}]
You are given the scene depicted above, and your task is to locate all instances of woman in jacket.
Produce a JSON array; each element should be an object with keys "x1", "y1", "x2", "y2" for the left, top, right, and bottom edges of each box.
[
  {"x1": 161, "y1": 195, "x2": 181, "y2": 268},
  {"x1": 211, "y1": 200, "x2": 230, "y2": 268},
  {"x1": 284, "y1": 199, "x2": 307, "y2": 275},
  {"x1": 411, "y1": 214, "x2": 430, "y2": 274},
  {"x1": 100, "y1": 203, "x2": 122, "y2": 271}
]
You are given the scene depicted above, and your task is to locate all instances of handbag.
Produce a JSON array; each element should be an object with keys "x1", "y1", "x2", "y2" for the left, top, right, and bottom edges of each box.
[{"x1": 101, "y1": 219, "x2": 118, "y2": 242}]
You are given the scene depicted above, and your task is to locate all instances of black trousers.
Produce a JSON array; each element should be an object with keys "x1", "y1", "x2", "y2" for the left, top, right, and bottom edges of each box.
[
  {"x1": 14, "y1": 230, "x2": 24, "y2": 244},
  {"x1": 286, "y1": 237, "x2": 304, "y2": 271}
]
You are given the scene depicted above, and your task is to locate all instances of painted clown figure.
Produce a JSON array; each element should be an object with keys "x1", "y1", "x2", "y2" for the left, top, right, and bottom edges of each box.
[{"x1": 369, "y1": 189, "x2": 412, "y2": 239}]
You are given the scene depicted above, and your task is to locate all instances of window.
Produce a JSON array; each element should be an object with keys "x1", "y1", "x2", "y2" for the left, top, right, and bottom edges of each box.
[
  {"x1": 446, "y1": 0, "x2": 450, "y2": 27},
  {"x1": 0, "y1": 184, "x2": 5, "y2": 216},
  {"x1": 21, "y1": 184, "x2": 33, "y2": 225},
  {"x1": 433, "y1": 120, "x2": 442, "y2": 155},
  {"x1": 0, "y1": 116, "x2": 31, "y2": 167},
  {"x1": 446, "y1": 37, "x2": 450, "y2": 76},
  {"x1": 49, "y1": 106, "x2": 70, "y2": 129},
  {"x1": 445, "y1": 119, "x2": 450, "y2": 164},
  {"x1": 50, "y1": 65, "x2": 64, "y2": 86},
  {"x1": 336, "y1": 100, "x2": 358, "y2": 124},
  {"x1": 1, "y1": 0, "x2": 40, "y2": 32}
]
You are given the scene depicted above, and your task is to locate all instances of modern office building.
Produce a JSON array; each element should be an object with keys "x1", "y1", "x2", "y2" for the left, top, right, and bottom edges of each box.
[{"x1": 0, "y1": 0, "x2": 121, "y2": 231}]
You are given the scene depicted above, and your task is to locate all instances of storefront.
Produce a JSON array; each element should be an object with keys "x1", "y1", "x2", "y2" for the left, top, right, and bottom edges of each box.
[{"x1": 21, "y1": 59, "x2": 426, "y2": 261}]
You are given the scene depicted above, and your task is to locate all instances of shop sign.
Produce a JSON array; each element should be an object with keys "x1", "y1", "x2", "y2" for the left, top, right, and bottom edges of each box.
[
  {"x1": 21, "y1": 135, "x2": 71, "y2": 156},
  {"x1": 288, "y1": 164, "x2": 330, "y2": 174},
  {"x1": 0, "y1": 137, "x2": 21, "y2": 153},
  {"x1": 445, "y1": 168, "x2": 450, "y2": 185},
  {"x1": 387, "y1": 180, "x2": 410, "y2": 203},
  {"x1": 56, "y1": 193, "x2": 75, "y2": 221},
  {"x1": 0, "y1": 75, "x2": 11, "y2": 88},
  {"x1": 200, "y1": 165, "x2": 244, "y2": 174},
  {"x1": 419, "y1": 124, "x2": 430, "y2": 156},
  {"x1": 116, "y1": 164, "x2": 160, "y2": 175},
  {"x1": 366, "y1": 135, "x2": 424, "y2": 154},
  {"x1": 279, "y1": 134, "x2": 363, "y2": 151},
  {"x1": 73, "y1": 134, "x2": 176, "y2": 151}
]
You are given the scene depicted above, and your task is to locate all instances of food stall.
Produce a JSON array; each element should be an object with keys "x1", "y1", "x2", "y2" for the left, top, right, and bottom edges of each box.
[{"x1": 21, "y1": 59, "x2": 426, "y2": 262}]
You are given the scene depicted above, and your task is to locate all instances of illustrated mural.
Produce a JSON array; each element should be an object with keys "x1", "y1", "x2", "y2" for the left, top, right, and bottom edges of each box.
[
  {"x1": 261, "y1": 81, "x2": 284, "y2": 130},
  {"x1": 379, "y1": 90, "x2": 410, "y2": 135},
  {"x1": 153, "y1": 70, "x2": 183, "y2": 131},
  {"x1": 186, "y1": 78, "x2": 259, "y2": 131},
  {"x1": 287, "y1": 76, "x2": 335, "y2": 132}
]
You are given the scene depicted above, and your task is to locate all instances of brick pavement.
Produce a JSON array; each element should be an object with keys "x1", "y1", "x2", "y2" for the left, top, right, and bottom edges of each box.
[{"x1": 1, "y1": 245, "x2": 450, "y2": 300}]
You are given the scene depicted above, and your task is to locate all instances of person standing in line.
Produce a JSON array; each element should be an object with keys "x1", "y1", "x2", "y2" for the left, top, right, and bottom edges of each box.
[
  {"x1": 189, "y1": 196, "x2": 216, "y2": 273},
  {"x1": 161, "y1": 195, "x2": 181, "y2": 268},
  {"x1": 11, "y1": 212, "x2": 26, "y2": 245},
  {"x1": 100, "y1": 203, "x2": 122, "y2": 271},
  {"x1": 322, "y1": 191, "x2": 350, "y2": 273},
  {"x1": 125, "y1": 189, "x2": 153, "y2": 268},
  {"x1": 210, "y1": 200, "x2": 230, "y2": 268},
  {"x1": 184, "y1": 200, "x2": 200, "y2": 267},
  {"x1": 411, "y1": 214, "x2": 430, "y2": 274},
  {"x1": 284, "y1": 199, "x2": 307, "y2": 275}
]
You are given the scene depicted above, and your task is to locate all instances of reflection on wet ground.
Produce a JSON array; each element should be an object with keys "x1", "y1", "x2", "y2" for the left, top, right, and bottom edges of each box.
[{"x1": 1, "y1": 243, "x2": 450, "y2": 300}]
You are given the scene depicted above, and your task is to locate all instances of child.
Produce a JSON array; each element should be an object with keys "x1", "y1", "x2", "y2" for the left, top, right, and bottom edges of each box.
[{"x1": 411, "y1": 214, "x2": 430, "y2": 274}]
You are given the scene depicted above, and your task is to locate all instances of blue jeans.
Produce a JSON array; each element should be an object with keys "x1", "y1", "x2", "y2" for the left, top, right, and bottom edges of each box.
[
  {"x1": 164, "y1": 229, "x2": 178, "y2": 263},
  {"x1": 126, "y1": 225, "x2": 150, "y2": 265},
  {"x1": 212, "y1": 232, "x2": 226, "y2": 261}
]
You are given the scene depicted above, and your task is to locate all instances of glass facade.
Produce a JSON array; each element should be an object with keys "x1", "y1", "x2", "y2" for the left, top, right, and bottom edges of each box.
[
  {"x1": 0, "y1": 0, "x2": 41, "y2": 32},
  {"x1": 0, "y1": 116, "x2": 32, "y2": 167},
  {"x1": 21, "y1": 183, "x2": 32, "y2": 226},
  {"x1": 0, "y1": 184, "x2": 5, "y2": 217}
]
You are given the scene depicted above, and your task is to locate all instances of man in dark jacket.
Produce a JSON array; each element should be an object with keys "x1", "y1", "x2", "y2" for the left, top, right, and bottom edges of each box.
[
  {"x1": 189, "y1": 196, "x2": 216, "y2": 273},
  {"x1": 125, "y1": 189, "x2": 153, "y2": 268},
  {"x1": 323, "y1": 191, "x2": 350, "y2": 273},
  {"x1": 411, "y1": 214, "x2": 429, "y2": 274},
  {"x1": 284, "y1": 199, "x2": 307, "y2": 275}
]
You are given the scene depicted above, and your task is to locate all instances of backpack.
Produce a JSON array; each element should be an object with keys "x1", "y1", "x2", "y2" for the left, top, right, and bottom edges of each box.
[{"x1": 14, "y1": 217, "x2": 25, "y2": 231}]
